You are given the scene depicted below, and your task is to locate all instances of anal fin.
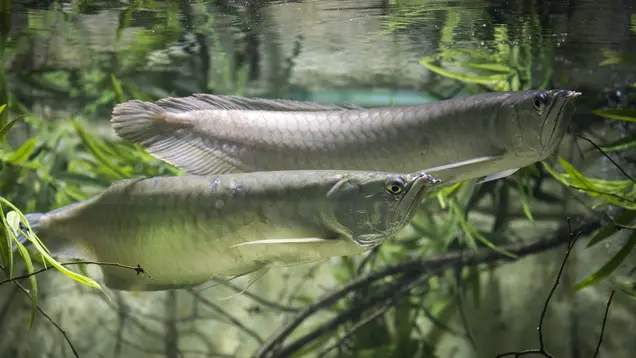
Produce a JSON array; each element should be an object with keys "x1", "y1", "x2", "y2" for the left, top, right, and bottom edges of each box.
[{"x1": 477, "y1": 168, "x2": 520, "y2": 184}]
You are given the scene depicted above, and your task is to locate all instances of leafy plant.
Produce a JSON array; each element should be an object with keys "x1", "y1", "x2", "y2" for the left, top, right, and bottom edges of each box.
[
  {"x1": 543, "y1": 106, "x2": 636, "y2": 292},
  {"x1": 0, "y1": 104, "x2": 105, "y2": 330}
]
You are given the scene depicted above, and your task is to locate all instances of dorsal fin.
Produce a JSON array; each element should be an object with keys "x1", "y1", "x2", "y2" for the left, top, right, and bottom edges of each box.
[
  {"x1": 155, "y1": 93, "x2": 364, "y2": 113},
  {"x1": 110, "y1": 94, "x2": 364, "y2": 175}
]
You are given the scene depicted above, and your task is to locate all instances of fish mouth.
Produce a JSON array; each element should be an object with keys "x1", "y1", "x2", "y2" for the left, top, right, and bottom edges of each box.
[{"x1": 540, "y1": 90, "x2": 581, "y2": 153}]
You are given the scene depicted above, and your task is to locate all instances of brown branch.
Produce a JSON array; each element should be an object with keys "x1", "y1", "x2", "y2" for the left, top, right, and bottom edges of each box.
[
  {"x1": 593, "y1": 290, "x2": 615, "y2": 358},
  {"x1": 495, "y1": 218, "x2": 580, "y2": 358},
  {"x1": 316, "y1": 304, "x2": 390, "y2": 358},
  {"x1": 253, "y1": 215, "x2": 603, "y2": 357},
  {"x1": 0, "y1": 262, "x2": 80, "y2": 356},
  {"x1": 274, "y1": 272, "x2": 426, "y2": 358},
  {"x1": 568, "y1": 185, "x2": 636, "y2": 205},
  {"x1": 0, "y1": 260, "x2": 152, "y2": 287},
  {"x1": 576, "y1": 134, "x2": 636, "y2": 184}
]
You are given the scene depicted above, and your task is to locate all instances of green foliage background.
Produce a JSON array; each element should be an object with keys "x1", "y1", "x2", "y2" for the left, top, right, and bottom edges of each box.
[{"x1": 0, "y1": 1, "x2": 635, "y2": 357}]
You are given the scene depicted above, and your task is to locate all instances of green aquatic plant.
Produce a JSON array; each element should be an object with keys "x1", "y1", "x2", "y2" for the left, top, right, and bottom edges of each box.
[
  {"x1": 0, "y1": 104, "x2": 105, "y2": 330},
  {"x1": 417, "y1": 2, "x2": 552, "y2": 92},
  {"x1": 543, "y1": 109, "x2": 636, "y2": 293}
]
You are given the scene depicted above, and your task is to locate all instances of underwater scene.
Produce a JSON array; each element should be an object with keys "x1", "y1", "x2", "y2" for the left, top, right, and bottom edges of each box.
[{"x1": 1, "y1": 0, "x2": 636, "y2": 357}]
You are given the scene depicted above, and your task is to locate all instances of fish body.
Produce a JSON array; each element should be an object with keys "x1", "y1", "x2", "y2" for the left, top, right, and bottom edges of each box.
[
  {"x1": 19, "y1": 170, "x2": 438, "y2": 291},
  {"x1": 111, "y1": 90, "x2": 581, "y2": 184}
]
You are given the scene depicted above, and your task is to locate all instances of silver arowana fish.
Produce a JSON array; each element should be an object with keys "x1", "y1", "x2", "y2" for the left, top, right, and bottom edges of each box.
[
  {"x1": 16, "y1": 170, "x2": 438, "y2": 291},
  {"x1": 110, "y1": 89, "x2": 581, "y2": 184}
]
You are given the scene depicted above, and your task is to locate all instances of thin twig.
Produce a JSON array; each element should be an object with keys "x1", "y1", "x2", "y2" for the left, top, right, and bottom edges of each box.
[
  {"x1": 539, "y1": 220, "x2": 579, "y2": 351},
  {"x1": 576, "y1": 134, "x2": 636, "y2": 184},
  {"x1": 603, "y1": 211, "x2": 636, "y2": 231},
  {"x1": 0, "y1": 260, "x2": 151, "y2": 287},
  {"x1": 273, "y1": 273, "x2": 424, "y2": 358},
  {"x1": 420, "y1": 302, "x2": 468, "y2": 339},
  {"x1": 13, "y1": 281, "x2": 80, "y2": 358},
  {"x1": 254, "y1": 216, "x2": 603, "y2": 357},
  {"x1": 568, "y1": 185, "x2": 636, "y2": 204},
  {"x1": 593, "y1": 290, "x2": 615, "y2": 358},
  {"x1": 494, "y1": 218, "x2": 582, "y2": 358},
  {"x1": 357, "y1": 245, "x2": 381, "y2": 275},
  {"x1": 316, "y1": 304, "x2": 390, "y2": 358},
  {"x1": 0, "y1": 263, "x2": 80, "y2": 356}
]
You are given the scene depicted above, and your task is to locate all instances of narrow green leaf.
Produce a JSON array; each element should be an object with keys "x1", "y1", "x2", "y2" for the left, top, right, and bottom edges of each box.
[
  {"x1": 541, "y1": 161, "x2": 570, "y2": 186},
  {"x1": 14, "y1": 238, "x2": 38, "y2": 330},
  {"x1": 593, "y1": 108, "x2": 636, "y2": 122},
  {"x1": 111, "y1": 74, "x2": 125, "y2": 103},
  {"x1": 587, "y1": 210, "x2": 636, "y2": 247},
  {"x1": 25, "y1": 230, "x2": 103, "y2": 290},
  {"x1": 574, "y1": 230, "x2": 636, "y2": 291},
  {"x1": 464, "y1": 223, "x2": 517, "y2": 259},
  {"x1": 517, "y1": 178, "x2": 534, "y2": 222},
  {"x1": 6, "y1": 137, "x2": 38, "y2": 164},
  {"x1": 0, "y1": 113, "x2": 26, "y2": 138},
  {"x1": 419, "y1": 57, "x2": 510, "y2": 86},
  {"x1": 598, "y1": 133, "x2": 636, "y2": 152},
  {"x1": 0, "y1": 199, "x2": 104, "y2": 292},
  {"x1": 0, "y1": 204, "x2": 14, "y2": 279},
  {"x1": 558, "y1": 157, "x2": 595, "y2": 189},
  {"x1": 466, "y1": 63, "x2": 514, "y2": 73},
  {"x1": 0, "y1": 104, "x2": 5, "y2": 114},
  {"x1": 71, "y1": 120, "x2": 131, "y2": 179},
  {"x1": 3, "y1": 211, "x2": 38, "y2": 329}
]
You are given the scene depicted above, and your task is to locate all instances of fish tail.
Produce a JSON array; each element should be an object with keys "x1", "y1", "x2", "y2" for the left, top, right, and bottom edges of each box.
[
  {"x1": 110, "y1": 100, "x2": 168, "y2": 145},
  {"x1": 111, "y1": 97, "x2": 246, "y2": 175},
  {"x1": 12, "y1": 213, "x2": 45, "y2": 252}
]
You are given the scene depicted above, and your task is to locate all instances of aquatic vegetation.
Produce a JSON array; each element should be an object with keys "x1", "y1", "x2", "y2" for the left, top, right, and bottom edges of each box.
[
  {"x1": 417, "y1": 6, "x2": 552, "y2": 92},
  {"x1": 1, "y1": 1, "x2": 634, "y2": 357}
]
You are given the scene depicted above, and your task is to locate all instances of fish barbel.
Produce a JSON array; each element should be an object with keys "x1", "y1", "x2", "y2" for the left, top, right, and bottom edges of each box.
[
  {"x1": 110, "y1": 90, "x2": 581, "y2": 184},
  {"x1": 16, "y1": 170, "x2": 439, "y2": 291}
]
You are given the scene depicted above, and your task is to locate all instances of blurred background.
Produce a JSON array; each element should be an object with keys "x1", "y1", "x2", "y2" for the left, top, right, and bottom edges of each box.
[{"x1": 1, "y1": 0, "x2": 636, "y2": 357}]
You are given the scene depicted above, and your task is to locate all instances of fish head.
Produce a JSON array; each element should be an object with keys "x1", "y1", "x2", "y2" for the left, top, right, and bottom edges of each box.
[
  {"x1": 497, "y1": 89, "x2": 581, "y2": 159},
  {"x1": 327, "y1": 170, "x2": 440, "y2": 249}
]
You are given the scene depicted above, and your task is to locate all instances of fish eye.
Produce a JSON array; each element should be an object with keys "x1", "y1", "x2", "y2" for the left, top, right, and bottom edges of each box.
[
  {"x1": 385, "y1": 175, "x2": 405, "y2": 195},
  {"x1": 532, "y1": 92, "x2": 549, "y2": 113}
]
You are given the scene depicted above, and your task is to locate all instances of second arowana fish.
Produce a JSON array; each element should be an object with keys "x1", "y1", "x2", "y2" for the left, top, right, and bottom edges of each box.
[
  {"x1": 110, "y1": 90, "x2": 581, "y2": 184},
  {"x1": 16, "y1": 170, "x2": 438, "y2": 291}
]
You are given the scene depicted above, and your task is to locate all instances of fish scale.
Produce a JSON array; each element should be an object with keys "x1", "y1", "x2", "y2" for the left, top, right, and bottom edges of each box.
[
  {"x1": 17, "y1": 170, "x2": 438, "y2": 291},
  {"x1": 110, "y1": 90, "x2": 580, "y2": 184}
]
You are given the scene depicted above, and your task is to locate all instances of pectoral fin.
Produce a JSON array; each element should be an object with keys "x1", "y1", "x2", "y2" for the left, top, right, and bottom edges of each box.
[
  {"x1": 230, "y1": 238, "x2": 331, "y2": 248},
  {"x1": 477, "y1": 168, "x2": 520, "y2": 184},
  {"x1": 422, "y1": 155, "x2": 505, "y2": 183},
  {"x1": 218, "y1": 267, "x2": 271, "y2": 301}
]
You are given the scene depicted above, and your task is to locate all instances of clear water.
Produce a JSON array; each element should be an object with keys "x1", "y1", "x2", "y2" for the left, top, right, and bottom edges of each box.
[{"x1": 1, "y1": 1, "x2": 636, "y2": 358}]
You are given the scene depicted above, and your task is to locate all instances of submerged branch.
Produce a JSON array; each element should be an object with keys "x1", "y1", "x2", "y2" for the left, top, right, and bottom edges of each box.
[
  {"x1": 0, "y1": 262, "x2": 80, "y2": 358},
  {"x1": 253, "y1": 215, "x2": 604, "y2": 357},
  {"x1": 495, "y1": 218, "x2": 616, "y2": 357},
  {"x1": 0, "y1": 260, "x2": 152, "y2": 287},
  {"x1": 593, "y1": 290, "x2": 615, "y2": 358},
  {"x1": 576, "y1": 134, "x2": 636, "y2": 184}
]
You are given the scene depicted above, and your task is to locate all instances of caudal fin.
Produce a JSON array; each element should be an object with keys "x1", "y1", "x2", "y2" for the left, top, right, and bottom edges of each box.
[{"x1": 11, "y1": 213, "x2": 44, "y2": 252}]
